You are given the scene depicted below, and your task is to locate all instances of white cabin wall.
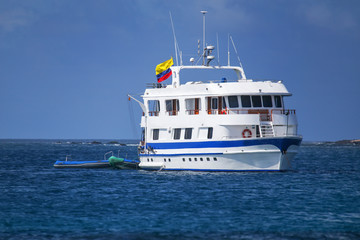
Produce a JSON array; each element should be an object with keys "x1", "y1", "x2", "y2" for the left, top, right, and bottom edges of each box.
[{"x1": 142, "y1": 80, "x2": 299, "y2": 143}]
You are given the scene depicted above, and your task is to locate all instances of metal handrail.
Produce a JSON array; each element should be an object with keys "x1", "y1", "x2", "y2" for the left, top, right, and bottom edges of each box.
[
  {"x1": 104, "y1": 151, "x2": 114, "y2": 160},
  {"x1": 271, "y1": 109, "x2": 296, "y2": 122},
  {"x1": 271, "y1": 109, "x2": 296, "y2": 115}
]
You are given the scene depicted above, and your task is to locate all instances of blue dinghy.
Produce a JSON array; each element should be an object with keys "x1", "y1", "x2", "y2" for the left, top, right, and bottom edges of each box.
[
  {"x1": 53, "y1": 159, "x2": 111, "y2": 168},
  {"x1": 54, "y1": 152, "x2": 139, "y2": 169}
]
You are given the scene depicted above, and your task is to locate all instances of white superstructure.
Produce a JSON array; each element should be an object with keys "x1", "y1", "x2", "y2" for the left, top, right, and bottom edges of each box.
[{"x1": 135, "y1": 13, "x2": 302, "y2": 171}]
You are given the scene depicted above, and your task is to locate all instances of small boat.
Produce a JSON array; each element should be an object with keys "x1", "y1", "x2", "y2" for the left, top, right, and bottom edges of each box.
[
  {"x1": 53, "y1": 158, "x2": 111, "y2": 168},
  {"x1": 54, "y1": 151, "x2": 139, "y2": 169}
]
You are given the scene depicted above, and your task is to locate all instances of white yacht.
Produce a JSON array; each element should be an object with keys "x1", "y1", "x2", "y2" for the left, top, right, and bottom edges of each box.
[{"x1": 134, "y1": 12, "x2": 302, "y2": 171}]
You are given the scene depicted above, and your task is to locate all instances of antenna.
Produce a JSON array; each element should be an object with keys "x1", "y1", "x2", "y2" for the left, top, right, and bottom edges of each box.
[
  {"x1": 201, "y1": 10, "x2": 207, "y2": 65},
  {"x1": 216, "y1": 32, "x2": 220, "y2": 66},
  {"x1": 227, "y1": 34, "x2": 230, "y2": 66},
  {"x1": 197, "y1": 39, "x2": 200, "y2": 56},
  {"x1": 169, "y1": 12, "x2": 179, "y2": 66},
  {"x1": 230, "y1": 35, "x2": 246, "y2": 79},
  {"x1": 230, "y1": 35, "x2": 243, "y2": 69}
]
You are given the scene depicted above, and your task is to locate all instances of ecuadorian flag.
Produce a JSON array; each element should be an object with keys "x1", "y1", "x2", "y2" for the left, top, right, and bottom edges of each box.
[{"x1": 155, "y1": 57, "x2": 173, "y2": 83}]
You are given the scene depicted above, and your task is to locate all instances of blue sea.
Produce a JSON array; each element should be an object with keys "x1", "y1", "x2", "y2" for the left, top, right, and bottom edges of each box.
[{"x1": 0, "y1": 139, "x2": 359, "y2": 239}]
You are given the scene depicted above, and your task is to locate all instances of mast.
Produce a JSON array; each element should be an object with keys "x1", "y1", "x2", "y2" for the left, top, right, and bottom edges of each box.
[{"x1": 201, "y1": 10, "x2": 207, "y2": 66}]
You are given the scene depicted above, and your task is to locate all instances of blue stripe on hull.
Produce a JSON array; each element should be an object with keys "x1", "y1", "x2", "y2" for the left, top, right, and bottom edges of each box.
[
  {"x1": 140, "y1": 168, "x2": 280, "y2": 172},
  {"x1": 139, "y1": 152, "x2": 220, "y2": 157},
  {"x1": 145, "y1": 137, "x2": 302, "y2": 153}
]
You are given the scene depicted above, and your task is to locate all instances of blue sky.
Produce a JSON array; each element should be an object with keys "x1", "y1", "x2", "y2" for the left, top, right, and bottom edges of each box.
[{"x1": 0, "y1": 0, "x2": 359, "y2": 141}]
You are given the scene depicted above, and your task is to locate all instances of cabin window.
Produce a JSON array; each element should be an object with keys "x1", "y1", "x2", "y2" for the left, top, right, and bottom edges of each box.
[
  {"x1": 241, "y1": 96, "x2": 251, "y2": 108},
  {"x1": 222, "y1": 97, "x2": 227, "y2": 108},
  {"x1": 173, "y1": 128, "x2": 181, "y2": 140},
  {"x1": 228, "y1": 96, "x2": 239, "y2": 108},
  {"x1": 207, "y1": 97, "x2": 226, "y2": 114},
  {"x1": 185, "y1": 128, "x2": 192, "y2": 139},
  {"x1": 153, "y1": 129, "x2": 159, "y2": 140},
  {"x1": 251, "y1": 96, "x2": 262, "y2": 107},
  {"x1": 148, "y1": 100, "x2": 160, "y2": 116},
  {"x1": 262, "y1": 96, "x2": 272, "y2": 107},
  {"x1": 185, "y1": 98, "x2": 201, "y2": 115},
  {"x1": 207, "y1": 97, "x2": 217, "y2": 114},
  {"x1": 274, "y1": 96, "x2": 282, "y2": 108},
  {"x1": 207, "y1": 127, "x2": 213, "y2": 139},
  {"x1": 166, "y1": 99, "x2": 180, "y2": 116},
  {"x1": 211, "y1": 98, "x2": 218, "y2": 110}
]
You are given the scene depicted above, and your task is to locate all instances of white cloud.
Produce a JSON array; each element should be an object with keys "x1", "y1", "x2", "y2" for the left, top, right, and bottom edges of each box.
[
  {"x1": 301, "y1": 3, "x2": 358, "y2": 31},
  {"x1": 0, "y1": 9, "x2": 35, "y2": 32}
]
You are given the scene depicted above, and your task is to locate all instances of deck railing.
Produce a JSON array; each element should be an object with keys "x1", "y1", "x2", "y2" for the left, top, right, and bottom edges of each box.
[
  {"x1": 148, "y1": 111, "x2": 159, "y2": 116},
  {"x1": 147, "y1": 108, "x2": 296, "y2": 120},
  {"x1": 166, "y1": 110, "x2": 179, "y2": 116},
  {"x1": 186, "y1": 109, "x2": 200, "y2": 115}
]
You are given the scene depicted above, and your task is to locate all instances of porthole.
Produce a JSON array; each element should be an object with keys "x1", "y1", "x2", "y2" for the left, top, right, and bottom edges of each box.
[
  {"x1": 183, "y1": 158, "x2": 185, "y2": 162},
  {"x1": 207, "y1": 157, "x2": 210, "y2": 161},
  {"x1": 194, "y1": 158, "x2": 197, "y2": 161},
  {"x1": 147, "y1": 158, "x2": 149, "y2": 162},
  {"x1": 168, "y1": 158, "x2": 171, "y2": 162},
  {"x1": 189, "y1": 158, "x2": 192, "y2": 161},
  {"x1": 151, "y1": 158, "x2": 153, "y2": 162},
  {"x1": 214, "y1": 157, "x2": 217, "y2": 161},
  {"x1": 164, "y1": 158, "x2": 166, "y2": 162},
  {"x1": 200, "y1": 158, "x2": 203, "y2": 161}
]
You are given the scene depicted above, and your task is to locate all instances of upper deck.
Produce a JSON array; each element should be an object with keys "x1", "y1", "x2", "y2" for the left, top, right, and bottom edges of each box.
[
  {"x1": 144, "y1": 78, "x2": 291, "y2": 99},
  {"x1": 138, "y1": 64, "x2": 299, "y2": 140},
  {"x1": 144, "y1": 65, "x2": 291, "y2": 99}
]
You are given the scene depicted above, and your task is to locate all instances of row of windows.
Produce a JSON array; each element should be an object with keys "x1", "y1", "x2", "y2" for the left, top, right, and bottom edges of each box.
[
  {"x1": 146, "y1": 157, "x2": 218, "y2": 162},
  {"x1": 210, "y1": 95, "x2": 282, "y2": 109},
  {"x1": 153, "y1": 127, "x2": 213, "y2": 140},
  {"x1": 147, "y1": 95, "x2": 283, "y2": 116},
  {"x1": 183, "y1": 157, "x2": 217, "y2": 162}
]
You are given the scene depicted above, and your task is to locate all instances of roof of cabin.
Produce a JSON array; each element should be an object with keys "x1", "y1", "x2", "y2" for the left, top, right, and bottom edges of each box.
[{"x1": 143, "y1": 80, "x2": 291, "y2": 98}]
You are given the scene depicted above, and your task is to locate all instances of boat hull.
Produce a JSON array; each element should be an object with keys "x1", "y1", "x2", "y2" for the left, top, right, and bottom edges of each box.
[
  {"x1": 53, "y1": 160, "x2": 111, "y2": 168},
  {"x1": 139, "y1": 137, "x2": 302, "y2": 171}
]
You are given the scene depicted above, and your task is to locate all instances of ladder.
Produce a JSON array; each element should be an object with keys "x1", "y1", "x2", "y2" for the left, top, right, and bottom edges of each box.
[{"x1": 260, "y1": 122, "x2": 274, "y2": 137}]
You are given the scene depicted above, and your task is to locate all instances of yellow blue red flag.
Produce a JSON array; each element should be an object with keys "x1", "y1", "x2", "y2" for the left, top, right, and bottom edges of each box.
[{"x1": 155, "y1": 57, "x2": 173, "y2": 83}]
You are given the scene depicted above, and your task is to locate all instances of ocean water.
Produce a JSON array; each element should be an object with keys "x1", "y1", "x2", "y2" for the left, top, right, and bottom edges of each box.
[{"x1": 0, "y1": 140, "x2": 359, "y2": 239}]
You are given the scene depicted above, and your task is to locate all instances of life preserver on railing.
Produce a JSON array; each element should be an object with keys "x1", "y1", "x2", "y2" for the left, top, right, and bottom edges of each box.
[{"x1": 242, "y1": 129, "x2": 252, "y2": 138}]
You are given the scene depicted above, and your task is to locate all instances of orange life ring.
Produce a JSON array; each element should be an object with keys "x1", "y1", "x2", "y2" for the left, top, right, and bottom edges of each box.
[{"x1": 242, "y1": 129, "x2": 252, "y2": 138}]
